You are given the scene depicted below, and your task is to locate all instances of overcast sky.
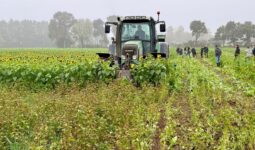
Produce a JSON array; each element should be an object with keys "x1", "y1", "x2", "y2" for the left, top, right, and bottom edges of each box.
[{"x1": 0, "y1": 0, "x2": 254, "y2": 33}]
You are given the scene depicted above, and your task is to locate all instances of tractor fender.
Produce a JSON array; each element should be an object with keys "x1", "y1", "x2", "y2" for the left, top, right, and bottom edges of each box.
[{"x1": 158, "y1": 42, "x2": 169, "y2": 58}]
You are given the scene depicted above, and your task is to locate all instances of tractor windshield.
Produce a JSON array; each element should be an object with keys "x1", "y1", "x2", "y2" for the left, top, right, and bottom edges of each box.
[{"x1": 121, "y1": 23, "x2": 151, "y2": 41}]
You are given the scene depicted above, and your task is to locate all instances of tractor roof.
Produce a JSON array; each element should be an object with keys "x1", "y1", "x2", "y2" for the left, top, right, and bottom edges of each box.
[{"x1": 122, "y1": 16, "x2": 154, "y2": 22}]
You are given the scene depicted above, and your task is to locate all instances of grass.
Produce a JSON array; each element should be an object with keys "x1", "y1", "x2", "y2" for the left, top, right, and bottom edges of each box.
[{"x1": 0, "y1": 48, "x2": 254, "y2": 149}]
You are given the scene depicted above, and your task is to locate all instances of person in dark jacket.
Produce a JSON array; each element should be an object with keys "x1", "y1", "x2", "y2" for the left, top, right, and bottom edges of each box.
[
  {"x1": 179, "y1": 48, "x2": 183, "y2": 55},
  {"x1": 235, "y1": 45, "x2": 241, "y2": 59},
  {"x1": 176, "y1": 47, "x2": 180, "y2": 55},
  {"x1": 191, "y1": 48, "x2": 196, "y2": 57},
  {"x1": 253, "y1": 45, "x2": 255, "y2": 60},
  {"x1": 200, "y1": 47, "x2": 204, "y2": 58},
  {"x1": 187, "y1": 47, "x2": 191, "y2": 57},
  {"x1": 135, "y1": 25, "x2": 145, "y2": 40},
  {"x1": 204, "y1": 46, "x2": 209, "y2": 58},
  {"x1": 215, "y1": 45, "x2": 222, "y2": 67}
]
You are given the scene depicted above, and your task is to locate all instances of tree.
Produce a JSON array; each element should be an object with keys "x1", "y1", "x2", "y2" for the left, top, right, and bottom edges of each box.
[
  {"x1": 99, "y1": 35, "x2": 109, "y2": 48},
  {"x1": 215, "y1": 26, "x2": 227, "y2": 46},
  {"x1": 72, "y1": 19, "x2": 93, "y2": 48},
  {"x1": 166, "y1": 26, "x2": 174, "y2": 44},
  {"x1": 224, "y1": 21, "x2": 241, "y2": 45},
  {"x1": 190, "y1": 20, "x2": 207, "y2": 44},
  {"x1": 239, "y1": 21, "x2": 255, "y2": 46},
  {"x1": 0, "y1": 20, "x2": 53, "y2": 48},
  {"x1": 0, "y1": 21, "x2": 9, "y2": 47},
  {"x1": 49, "y1": 11, "x2": 76, "y2": 48},
  {"x1": 166, "y1": 26, "x2": 192, "y2": 45},
  {"x1": 93, "y1": 19, "x2": 108, "y2": 47}
]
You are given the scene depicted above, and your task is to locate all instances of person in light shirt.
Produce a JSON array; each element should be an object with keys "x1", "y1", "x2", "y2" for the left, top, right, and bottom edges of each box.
[{"x1": 245, "y1": 46, "x2": 252, "y2": 62}]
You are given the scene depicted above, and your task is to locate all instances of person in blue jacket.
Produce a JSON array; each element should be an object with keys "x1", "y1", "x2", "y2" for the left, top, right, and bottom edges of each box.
[{"x1": 215, "y1": 45, "x2": 222, "y2": 67}]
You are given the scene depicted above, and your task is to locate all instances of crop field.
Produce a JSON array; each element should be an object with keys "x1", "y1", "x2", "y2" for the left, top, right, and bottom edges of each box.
[{"x1": 0, "y1": 48, "x2": 255, "y2": 149}]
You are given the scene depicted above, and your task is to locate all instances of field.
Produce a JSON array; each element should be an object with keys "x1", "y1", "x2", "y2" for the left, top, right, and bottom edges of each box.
[{"x1": 0, "y1": 48, "x2": 255, "y2": 149}]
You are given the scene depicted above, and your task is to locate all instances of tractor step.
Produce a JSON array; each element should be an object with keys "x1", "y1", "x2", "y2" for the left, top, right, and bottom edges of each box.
[
  {"x1": 97, "y1": 53, "x2": 111, "y2": 60},
  {"x1": 151, "y1": 52, "x2": 167, "y2": 58}
]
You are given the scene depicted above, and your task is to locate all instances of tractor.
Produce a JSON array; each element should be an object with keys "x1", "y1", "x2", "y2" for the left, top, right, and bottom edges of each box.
[{"x1": 97, "y1": 12, "x2": 169, "y2": 78}]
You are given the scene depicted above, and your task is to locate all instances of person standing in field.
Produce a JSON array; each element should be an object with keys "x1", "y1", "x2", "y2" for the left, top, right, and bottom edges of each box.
[
  {"x1": 200, "y1": 47, "x2": 204, "y2": 58},
  {"x1": 235, "y1": 45, "x2": 241, "y2": 60},
  {"x1": 176, "y1": 47, "x2": 180, "y2": 55},
  {"x1": 187, "y1": 47, "x2": 191, "y2": 57},
  {"x1": 245, "y1": 46, "x2": 253, "y2": 62},
  {"x1": 191, "y1": 48, "x2": 197, "y2": 57},
  {"x1": 252, "y1": 45, "x2": 255, "y2": 61},
  {"x1": 179, "y1": 48, "x2": 183, "y2": 56},
  {"x1": 204, "y1": 46, "x2": 209, "y2": 58},
  {"x1": 184, "y1": 47, "x2": 187, "y2": 55},
  {"x1": 215, "y1": 45, "x2": 222, "y2": 67}
]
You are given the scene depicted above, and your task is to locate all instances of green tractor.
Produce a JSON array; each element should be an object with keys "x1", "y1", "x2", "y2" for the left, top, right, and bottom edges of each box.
[{"x1": 97, "y1": 12, "x2": 169, "y2": 78}]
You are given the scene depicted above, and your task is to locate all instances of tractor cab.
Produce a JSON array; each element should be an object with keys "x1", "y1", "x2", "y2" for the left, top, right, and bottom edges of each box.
[
  {"x1": 97, "y1": 12, "x2": 169, "y2": 70},
  {"x1": 121, "y1": 18, "x2": 153, "y2": 56}
]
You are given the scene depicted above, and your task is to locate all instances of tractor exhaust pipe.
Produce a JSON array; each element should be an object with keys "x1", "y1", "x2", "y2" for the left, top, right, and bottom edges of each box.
[{"x1": 157, "y1": 11, "x2": 160, "y2": 22}]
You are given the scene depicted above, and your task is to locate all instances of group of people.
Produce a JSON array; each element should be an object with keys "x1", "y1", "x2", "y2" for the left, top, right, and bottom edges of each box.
[
  {"x1": 234, "y1": 45, "x2": 255, "y2": 61},
  {"x1": 214, "y1": 45, "x2": 255, "y2": 67},
  {"x1": 176, "y1": 45, "x2": 255, "y2": 67},
  {"x1": 176, "y1": 46, "x2": 209, "y2": 58}
]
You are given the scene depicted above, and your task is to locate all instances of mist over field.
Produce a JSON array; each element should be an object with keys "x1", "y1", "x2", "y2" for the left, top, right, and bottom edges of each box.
[
  {"x1": 0, "y1": 0, "x2": 255, "y2": 47},
  {"x1": 1, "y1": 0, "x2": 255, "y2": 31}
]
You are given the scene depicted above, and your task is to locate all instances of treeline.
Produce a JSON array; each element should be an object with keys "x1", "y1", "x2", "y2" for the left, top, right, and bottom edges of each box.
[
  {"x1": 48, "y1": 12, "x2": 116, "y2": 48},
  {"x1": 0, "y1": 20, "x2": 54, "y2": 48},
  {"x1": 166, "y1": 25, "x2": 213, "y2": 47},
  {"x1": 167, "y1": 20, "x2": 255, "y2": 47},
  {"x1": 166, "y1": 20, "x2": 213, "y2": 47},
  {"x1": 215, "y1": 21, "x2": 255, "y2": 46},
  {"x1": 0, "y1": 11, "x2": 254, "y2": 48},
  {"x1": 0, "y1": 12, "x2": 117, "y2": 48}
]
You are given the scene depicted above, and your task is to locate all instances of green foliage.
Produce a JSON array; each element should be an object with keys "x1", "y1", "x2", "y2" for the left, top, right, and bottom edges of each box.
[
  {"x1": 0, "y1": 61, "x2": 117, "y2": 88},
  {"x1": 0, "y1": 82, "x2": 165, "y2": 149},
  {"x1": 131, "y1": 57, "x2": 168, "y2": 86}
]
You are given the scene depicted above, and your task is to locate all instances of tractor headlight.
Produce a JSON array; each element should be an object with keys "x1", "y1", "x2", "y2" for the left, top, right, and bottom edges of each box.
[
  {"x1": 121, "y1": 55, "x2": 126, "y2": 60},
  {"x1": 132, "y1": 55, "x2": 138, "y2": 60}
]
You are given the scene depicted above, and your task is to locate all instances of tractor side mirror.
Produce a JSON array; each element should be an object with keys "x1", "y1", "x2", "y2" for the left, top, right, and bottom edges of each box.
[
  {"x1": 160, "y1": 24, "x2": 166, "y2": 32},
  {"x1": 105, "y1": 25, "x2": 110, "y2": 33}
]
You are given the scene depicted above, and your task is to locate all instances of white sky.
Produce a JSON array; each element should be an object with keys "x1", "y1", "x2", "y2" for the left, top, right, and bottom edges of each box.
[{"x1": 0, "y1": 0, "x2": 254, "y2": 33}]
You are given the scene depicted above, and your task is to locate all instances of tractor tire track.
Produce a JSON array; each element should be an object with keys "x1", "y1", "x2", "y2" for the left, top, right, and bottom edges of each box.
[
  {"x1": 151, "y1": 91, "x2": 170, "y2": 150},
  {"x1": 172, "y1": 94, "x2": 192, "y2": 149},
  {"x1": 151, "y1": 107, "x2": 167, "y2": 150}
]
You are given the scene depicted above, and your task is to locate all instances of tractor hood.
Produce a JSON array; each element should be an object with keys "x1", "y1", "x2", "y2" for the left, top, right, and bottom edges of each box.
[
  {"x1": 120, "y1": 40, "x2": 143, "y2": 66},
  {"x1": 123, "y1": 41, "x2": 143, "y2": 48},
  {"x1": 122, "y1": 41, "x2": 143, "y2": 57}
]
